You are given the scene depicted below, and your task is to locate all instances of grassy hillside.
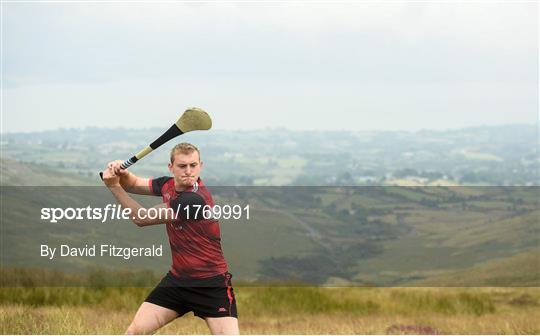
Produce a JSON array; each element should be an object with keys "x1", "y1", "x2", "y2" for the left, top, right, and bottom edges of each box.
[
  {"x1": 1, "y1": 160, "x2": 538, "y2": 286},
  {"x1": 410, "y1": 248, "x2": 540, "y2": 286},
  {"x1": 1, "y1": 158, "x2": 98, "y2": 186}
]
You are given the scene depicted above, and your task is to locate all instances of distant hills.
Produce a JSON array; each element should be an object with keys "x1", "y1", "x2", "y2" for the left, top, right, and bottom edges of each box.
[{"x1": 1, "y1": 124, "x2": 538, "y2": 186}]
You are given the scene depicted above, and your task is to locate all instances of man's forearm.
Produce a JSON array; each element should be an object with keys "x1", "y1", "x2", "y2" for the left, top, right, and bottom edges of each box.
[
  {"x1": 119, "y1": 171, "x2": 138, "y2": 191},
  {"x1": 108, "y1": 185, "x2": 143, "y2": 217},
  {"x1": 107, "y1": 185, "x2": 168, "y2": 226}
]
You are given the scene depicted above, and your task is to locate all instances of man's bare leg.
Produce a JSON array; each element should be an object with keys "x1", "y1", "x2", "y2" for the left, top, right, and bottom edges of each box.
[
  {"x1": 205, "y1": 317, "x2": 239, "y2": 335},
  {"x1": 125, "y1": 302, "x2": 179, "y2": 335}
]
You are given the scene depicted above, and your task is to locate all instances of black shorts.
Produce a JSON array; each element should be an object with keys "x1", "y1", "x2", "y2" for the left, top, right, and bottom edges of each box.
[{"x1": 145, "y1": 272, "x2": 238, "y2": 319}]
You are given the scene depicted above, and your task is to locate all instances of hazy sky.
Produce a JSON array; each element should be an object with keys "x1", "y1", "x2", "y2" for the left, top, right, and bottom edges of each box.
[{"x1": 2, "y1": 1, "x2": 538, "y2": 132}]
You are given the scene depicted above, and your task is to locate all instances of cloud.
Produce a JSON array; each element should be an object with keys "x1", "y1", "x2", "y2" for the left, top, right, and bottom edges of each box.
[{"x1": 2, "y1": 2, "x2": 538, "y2": 131}]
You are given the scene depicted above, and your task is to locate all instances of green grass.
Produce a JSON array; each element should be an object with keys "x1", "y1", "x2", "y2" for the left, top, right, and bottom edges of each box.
[{"x1": 2, "y1": 284, "x2": 539, "y2": 334}]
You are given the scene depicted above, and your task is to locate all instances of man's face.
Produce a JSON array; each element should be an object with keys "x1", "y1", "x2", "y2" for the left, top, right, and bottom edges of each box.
[{"x1": 168, "y1": 151, "x2": 202, "y2": 188}]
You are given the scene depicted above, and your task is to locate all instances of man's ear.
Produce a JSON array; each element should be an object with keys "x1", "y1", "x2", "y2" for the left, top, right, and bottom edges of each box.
[{"x1": 167, "y1": 162, "x2": 173, "y2": 173}]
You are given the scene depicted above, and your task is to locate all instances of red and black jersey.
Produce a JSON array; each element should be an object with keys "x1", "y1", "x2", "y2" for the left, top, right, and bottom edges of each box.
[{"x1": 149, "y1": 177, "x2": 228, "y2": 279}]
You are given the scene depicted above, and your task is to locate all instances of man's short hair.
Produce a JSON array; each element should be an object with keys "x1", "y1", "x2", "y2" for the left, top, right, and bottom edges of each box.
[{"x1": 170, "y1": 143, "x2": 201, "y2": 163}]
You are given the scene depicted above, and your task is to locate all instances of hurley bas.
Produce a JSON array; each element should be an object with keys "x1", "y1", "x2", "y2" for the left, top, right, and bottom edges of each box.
[{"x1": 41, "y1": 244, "x2": 163, "y2": 260}]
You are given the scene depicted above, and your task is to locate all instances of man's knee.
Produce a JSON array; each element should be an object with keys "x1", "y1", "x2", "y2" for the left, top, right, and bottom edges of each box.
[
  {"x1": 125, "y1": 322, "x2": 149, "y2": 335},
  {"x1": 126, "y1": 302, "x2": 178, "y2": 334}
]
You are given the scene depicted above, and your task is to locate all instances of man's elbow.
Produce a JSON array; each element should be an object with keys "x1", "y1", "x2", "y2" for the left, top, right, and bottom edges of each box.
[
  {"x1": 130, "y1": 208, "x2": 154, "y2": 227},
  {"x1": 131, "y1": 217, "x2": 147, "y2": 227}
]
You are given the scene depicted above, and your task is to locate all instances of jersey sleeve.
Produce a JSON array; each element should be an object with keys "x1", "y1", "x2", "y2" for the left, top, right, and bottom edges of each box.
[
  {"x1": 150, "y1": 176, "x2": 172, "y2": 196},
  {"x1": 168, "y1": 192, "x2": 208, "y2": 220}
]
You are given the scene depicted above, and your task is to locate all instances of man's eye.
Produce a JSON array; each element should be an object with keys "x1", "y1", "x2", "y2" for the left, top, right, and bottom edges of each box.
[{"x1": 191, "y1": 164, "x2": 197, "y2": 168}]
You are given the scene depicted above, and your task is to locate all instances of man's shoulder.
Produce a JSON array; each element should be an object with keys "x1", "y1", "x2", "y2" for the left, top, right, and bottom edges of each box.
[
  {"x1": 153, "y1": 176, "x2": 174, "y2": 183},
  {"x1": 151, "y1": 176, "x2": 174, "y2": 196}
]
